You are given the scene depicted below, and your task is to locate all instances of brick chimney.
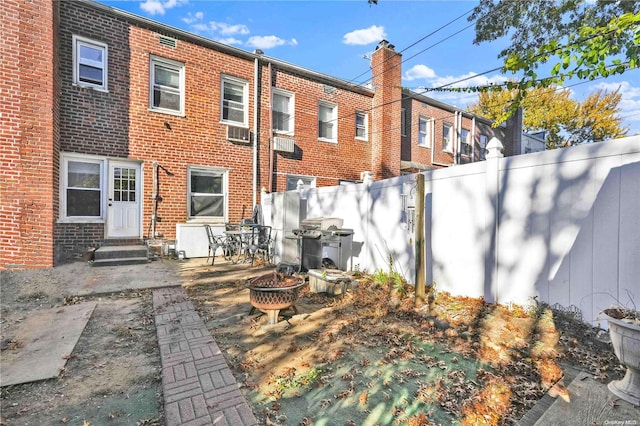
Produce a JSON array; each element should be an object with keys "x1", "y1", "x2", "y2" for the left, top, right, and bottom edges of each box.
[{"x1": 370, "y1": 40, "x2": 402, "y2": 180}]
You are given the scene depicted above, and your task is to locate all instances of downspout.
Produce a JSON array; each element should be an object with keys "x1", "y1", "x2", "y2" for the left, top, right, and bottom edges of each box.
[
  {"x1": 253, "y1": 55, "x2": 259, "y2": 208},
  {"x1": 430, "y1": 117, "x2": 435, "y2": 166},
  {"x1": 453, "y1": 111, "x2": 458, "y2": 165},
  {"x1": 471, "y1": 115, "x2": 476, "y2": 161},
  {"x1": 267, "y1": 62, "x2": 274, "y2": 192}
]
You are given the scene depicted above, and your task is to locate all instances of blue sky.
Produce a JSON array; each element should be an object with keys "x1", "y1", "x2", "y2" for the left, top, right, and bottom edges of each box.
[{"x1": 99, "y1": 0, "x2": 640, "y2": 135}]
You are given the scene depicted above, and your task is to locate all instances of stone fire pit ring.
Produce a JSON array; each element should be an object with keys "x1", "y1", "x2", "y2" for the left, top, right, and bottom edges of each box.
[{"x1": 247, "y1": 271, "x2": 307, "y2": 324}]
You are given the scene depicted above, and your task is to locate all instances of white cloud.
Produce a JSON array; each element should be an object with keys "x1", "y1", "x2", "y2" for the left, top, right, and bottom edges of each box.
[
  {"x1": 182, "y1": 11, "x2": 203, "y2": 24},
  {"x1": 343, "y1": 25, "x2": 386, "y2": 46},
  {"x1": 429, "y1": 72, "x2": 508, "y2": 89},
  {"x1": 246, "y1": 35, "x2": 297, "y2": 50},
  {"x1": 215, "y1": 37, "x2": 243, "y2": 46},
  {"x1": 140, "y1": 0, "x2": 188, "y2": 16},
  {"x1": 594, "y1": 81, "x2": 640, "y2": 127},
  {"x1": 405, "y1": 64, "x2": 436, "y2": 81},
  {"x1": 213, "y1": 22, "x2": 250, "y2": 36}
]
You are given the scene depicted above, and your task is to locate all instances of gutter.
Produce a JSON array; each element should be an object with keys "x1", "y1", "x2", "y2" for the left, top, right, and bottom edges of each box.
[{"x1": 253, "y1": 55, "x2": 259, "y2": 208}]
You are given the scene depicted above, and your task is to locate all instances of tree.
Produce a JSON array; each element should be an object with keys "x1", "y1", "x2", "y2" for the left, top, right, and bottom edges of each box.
[
  {"x1": 469, "y1": 1, "x2": 640, "y2": 120},
  {"x1": 468, "y1": 86, "x2": 627, "y2": 148}
]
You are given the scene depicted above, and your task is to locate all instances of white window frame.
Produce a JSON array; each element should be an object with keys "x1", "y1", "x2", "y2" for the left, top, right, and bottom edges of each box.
[
  {"x1": 286, "y1": 174, "x2": 316, "y2": 191},
  {"x1": 60, "y1": 153, "x2": 105, "y2": 222},
  {"x1": 401, "y1": 108, "x2": 407, "y2": 137},
  {"x1": 221, "y1": 75, "x2": 249, "y2": 127},
  {"x1": 272, "y1": 88, "x2": 294, "y2": 135},
  {"x1": 443, "y1": 123, "x2": 453, "y2": 153},
  {"x1": 187, "y1": 166, "x2": 228, "y2": 222},
  {"x1": 149, "y1": 55, "x2": 185, "y2": 116},
  {"x1": 355, "y1": 111, "x2": 368, "y2": 141},
  {"x1": 479, "y1": 134, "x2": 488, "y2": 160},
  {"x1": 460, "y1": 128, "x2": 472, "y2": 157},
  {"x1": 72, "y1": 35, "x2": 108, "y2": 91},
  {"x1": 318, "y1": 101, "x2": 337, "y2": 143},
  {"x1": 418, "y1": 116, "x2": 431, "y2": 148}
]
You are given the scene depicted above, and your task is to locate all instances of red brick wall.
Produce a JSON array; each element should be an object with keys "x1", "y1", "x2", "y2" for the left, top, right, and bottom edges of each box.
[
  {"x1": 0, "y1": 0, "x2": 56, "y2": 269},
  {"x1": 267, "y1": 68, "x2": 374, "y2": 192},
  {"x1": 51, "y1": 2, "x2": 379, "y2": 249},
  {"x1": 370, "y1": 42, "x2": 402, "y2": 180}
]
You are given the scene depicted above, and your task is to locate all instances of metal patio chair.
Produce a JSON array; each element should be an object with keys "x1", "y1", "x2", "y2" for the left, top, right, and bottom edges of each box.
[{"x1": 203, "y1": 224, "x2": 227, "y2": 266}]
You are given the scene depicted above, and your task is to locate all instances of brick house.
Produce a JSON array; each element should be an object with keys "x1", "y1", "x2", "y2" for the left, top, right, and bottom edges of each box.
[{"x1": 1, "y1": 0, "x2": 514, "y2": 269}]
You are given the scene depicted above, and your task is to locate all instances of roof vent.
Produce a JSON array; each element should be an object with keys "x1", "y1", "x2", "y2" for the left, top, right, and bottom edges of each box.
[
  {"x1": 159, "y1": 35, "x2": 177, "y2": 48},
  {"x1": 323, "y1": 85, "x2": 336, "y2": 95}
]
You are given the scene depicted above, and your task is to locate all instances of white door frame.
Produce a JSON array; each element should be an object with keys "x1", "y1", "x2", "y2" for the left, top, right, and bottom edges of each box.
[{"x1": 106, "y1": 160, "x2": 143, "y2": 239}]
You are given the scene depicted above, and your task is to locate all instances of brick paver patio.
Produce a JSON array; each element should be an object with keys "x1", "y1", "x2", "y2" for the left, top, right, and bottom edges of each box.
[{"x1": 153, "y1": 288, "x2": 258, "y2": 426}]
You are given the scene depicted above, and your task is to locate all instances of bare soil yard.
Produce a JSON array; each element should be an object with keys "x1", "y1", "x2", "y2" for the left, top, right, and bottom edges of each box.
[
  {"x1": 0, "y1": 264, "x2": 163, "y2": 426},
  {"x1": 182, "y1": 265, "x2": 625, "y2": 426},
  {"x1": 0, "y1": 259, "x2": 626, "y2": 426}
]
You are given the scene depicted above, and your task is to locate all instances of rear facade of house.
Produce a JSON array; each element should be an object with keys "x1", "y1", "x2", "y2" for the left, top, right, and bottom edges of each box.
[{"x1": 1, "y1": 0, "x2": 513, "y2": 269}]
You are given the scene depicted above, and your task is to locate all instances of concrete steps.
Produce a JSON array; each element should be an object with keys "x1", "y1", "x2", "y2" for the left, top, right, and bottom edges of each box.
[{"x1": 92, "y1": 245, "x2": 149, "y2": 267}]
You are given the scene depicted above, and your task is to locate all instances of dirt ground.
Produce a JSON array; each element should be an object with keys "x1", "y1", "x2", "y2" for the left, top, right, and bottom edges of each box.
[
  {"x1": 182, "y1": 265, "x2": 625, "y2": 426},
  {"x1": 0, "y1": 258, "x2": 626, "y2": 426},
  {"x1": 0, "y1": 263, "x2": 163, "y2": 426}
]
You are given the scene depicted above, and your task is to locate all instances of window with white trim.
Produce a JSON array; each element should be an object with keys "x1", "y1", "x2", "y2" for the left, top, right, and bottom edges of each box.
[
  {"x1": 443, "y1": 123, "x2": 453, "y2": 152},
  {"x1": 61, "y1": 155, "x2": 104, "y2": 220},
  {"x1": 418, "y1": 116, "x2": 431, "y2": 148},
  {"x1": 73, "y1": 35, "x2": 108, "y2": 91},
  {"x1": 272, "y1": 89, "x2": 294, "y2": 134},
  {"x1": 479, "y1": 134, "x2": 488, "y2": 160},
  {"x1": 150, "y1": 55, "x2": 185, "y2": 115},
  {"x1": 188, "y1": 167, "x2": 227, "y2": 220},
  {"x1": 286, "y1": 175, "x2": 316, "y2": 191},
  {"x1": 318, "y1": 101, "x2": 337, "y2": 142},
  {"x1": 221, "y1": 75, "x2": 248, "y2": 126},
  {"x1": 460, "y1": 128, "x2": 472, "y2": 156},
  {"x1": 355, "y1": 111, "x2": 368, "y2": 141},
  {"x1": 401, "y1": 108, "x2": 407, "y2": 136}
]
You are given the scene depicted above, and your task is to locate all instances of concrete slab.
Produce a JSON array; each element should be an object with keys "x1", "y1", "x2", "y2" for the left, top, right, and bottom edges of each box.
[
  {"x1": 533, "y1": 371, "x2": 640, "y2": 425},
  {"x1": 0, "y1": 302, "x2": 97, "y2": 387}
]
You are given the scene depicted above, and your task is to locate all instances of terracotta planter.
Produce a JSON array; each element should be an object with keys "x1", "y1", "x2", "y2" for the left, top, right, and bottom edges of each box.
[{"x1": 604, "y1": 311, "x2": 640, "y2": 405}]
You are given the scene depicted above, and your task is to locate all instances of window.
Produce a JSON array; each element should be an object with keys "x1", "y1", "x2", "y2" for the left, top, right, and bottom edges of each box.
[
  {"x1": 73, "y1": 35, "x2": 108, "y2": 90},
  {"x1": 318, "y1": 101, "x2": 337, "y2": 142},
  {"x1": 150, "y1": 55, "x2": 185, "y2": 115},
  {"x1": 188, "y1": 167, "x2": 227, "y2": 220},
  {"x1": 460, "y1": 129, "x2": 472, "y2": 156},
  {"x1": 61, "y1": 155, "x2": 103, "y2": 220},
  {"x1": 355, "y1": 111, "x2": 368, "y2": 140},
  {"x1": 272, "y1": 89, "x2": 294, "y2": 134},
  {"x1": 418, "y1": 116, "x2": 431, "y2": 147},
  {"x1": 221, "y1": 75, "x2": 248, "y2": 126},
  {"x1": 401, "y1": 108, "x2": 407, "y2": 136},
  {"x1": 286, "y1": 175, "x2": 316, "y2": 191},
  {"x1": 443, "y1": 123, "x2": 453, "y2": 152},
  {"x1": 479, "y1": 134, "x2": 488, "y2": 160}
]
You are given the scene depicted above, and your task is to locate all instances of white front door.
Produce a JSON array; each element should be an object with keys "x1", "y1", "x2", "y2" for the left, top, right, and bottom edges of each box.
[{"x1": 107, "y1": 161, "x2": 141, "y2": 238}]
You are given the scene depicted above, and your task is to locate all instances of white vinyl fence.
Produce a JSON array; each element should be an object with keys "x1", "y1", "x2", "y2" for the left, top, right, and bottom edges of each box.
[{"x1": 266, "y1": 136, "x2": 640, "y2": 326}]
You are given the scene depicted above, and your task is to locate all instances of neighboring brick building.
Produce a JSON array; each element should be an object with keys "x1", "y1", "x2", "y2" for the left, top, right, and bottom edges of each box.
[{"x1": 1, "y1": 0, "x2": 514, "y2": 269}]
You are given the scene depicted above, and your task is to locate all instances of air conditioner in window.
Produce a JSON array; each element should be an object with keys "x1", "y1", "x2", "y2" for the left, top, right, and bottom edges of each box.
[
  {"x1": 273, "y1": 136, "x2": 295, "y2": 153},
  {"x1": 227, "y1": 125, "x2": 251, "y2": 143}
]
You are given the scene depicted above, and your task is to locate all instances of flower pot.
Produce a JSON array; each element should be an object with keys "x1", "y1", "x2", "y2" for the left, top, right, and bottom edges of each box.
[{"x1": 604, "y1": 312, "x2": 640, "y2": 405}]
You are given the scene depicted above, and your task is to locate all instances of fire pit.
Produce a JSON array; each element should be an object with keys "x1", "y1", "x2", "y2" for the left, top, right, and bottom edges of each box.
[{"x1": 247, "y1": 271, "x2": 306, "y2": 324}]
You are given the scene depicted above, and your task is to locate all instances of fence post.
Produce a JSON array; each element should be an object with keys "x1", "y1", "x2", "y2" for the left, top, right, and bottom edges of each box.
[
  {"x1": 484, "y1": 137, "x2": 503, "y2": 303},
  {"x1": 414, "y1": 173, "x2": 426, "y2": 307}
]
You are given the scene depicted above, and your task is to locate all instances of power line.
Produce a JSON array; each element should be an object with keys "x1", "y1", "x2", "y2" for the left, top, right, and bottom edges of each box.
[{"x1": 347, "y1": 6, "x2": 475, "y2": 85}]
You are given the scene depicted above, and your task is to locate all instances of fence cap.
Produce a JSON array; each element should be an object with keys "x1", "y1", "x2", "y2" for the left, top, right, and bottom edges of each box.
[{"x1": 486, "y1": 137, "x2": 504, "y2": 159}]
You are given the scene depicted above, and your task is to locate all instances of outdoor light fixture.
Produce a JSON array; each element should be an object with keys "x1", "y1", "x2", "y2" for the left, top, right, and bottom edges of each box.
[{"x1": 164, "y1": 121, "x2": 172, "y2": 130}]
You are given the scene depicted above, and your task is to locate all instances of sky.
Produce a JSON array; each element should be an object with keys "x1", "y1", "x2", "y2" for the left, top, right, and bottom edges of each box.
[{"x1": 98, "y1": 0, "x2": 640, "y2": 136}]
